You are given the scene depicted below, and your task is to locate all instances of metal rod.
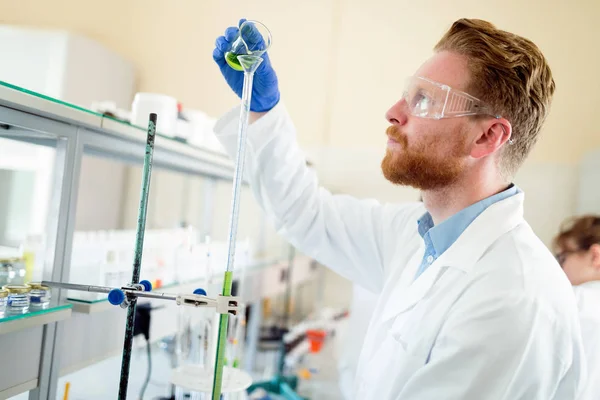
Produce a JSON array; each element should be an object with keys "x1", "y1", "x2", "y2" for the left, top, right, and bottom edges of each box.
[
  {"x1": 133, "y1": 291, "x2": 177, "y2": 301},
  {"x1": 43, "y1": 280, "x2": 179, "y2": 302},
  {"x1": 118, "y1": 113, "x2": 156, "y2": 400},
  {"x1": 42, "y1": 281, "x2": 111, "y2": 294}
]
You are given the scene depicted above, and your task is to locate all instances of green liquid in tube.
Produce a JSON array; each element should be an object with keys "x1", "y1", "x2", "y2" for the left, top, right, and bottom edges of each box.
[{"x1": 212, "y1": 270, "x2": 234, "y2": 400}]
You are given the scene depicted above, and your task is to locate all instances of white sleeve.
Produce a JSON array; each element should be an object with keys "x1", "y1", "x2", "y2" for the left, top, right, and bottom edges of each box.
[{"x1": 213, "y1": 102, "x2": 412, "y2": 293}]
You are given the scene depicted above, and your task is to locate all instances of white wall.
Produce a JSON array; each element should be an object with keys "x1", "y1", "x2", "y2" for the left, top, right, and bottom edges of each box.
[
  {"x1": 577, "y1": 149, "x2": 600, "y2": 215},
  {"x1": 514, "y1": 162, "x2": 579, "y2": 246}
]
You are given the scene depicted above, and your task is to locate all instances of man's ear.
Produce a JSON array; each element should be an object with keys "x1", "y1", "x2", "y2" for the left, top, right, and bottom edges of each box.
[
  {"x1": 471, "y1": 118, "x2": 512, "y2": 159},
  {"x1": 590, "y1": 243, "x2": 600, "y2": 268}
]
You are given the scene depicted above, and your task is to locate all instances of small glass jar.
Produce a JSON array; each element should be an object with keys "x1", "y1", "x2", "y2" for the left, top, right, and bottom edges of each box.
[
  {"x1": 3, "y1": 285, "x2": 30, "y2": 313},
  {"x1": 0, "y1": 259, "x2": 16, "y2": 287},
  {"x1": 26, "y1": 282, "x2": 51, "y2": 307},
  {"x1": 0, "y1": 289, "x2": 8, "y2": 316}
]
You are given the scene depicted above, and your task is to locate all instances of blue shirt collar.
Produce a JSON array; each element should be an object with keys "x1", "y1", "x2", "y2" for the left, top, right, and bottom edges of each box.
[{"x1": 417, "y1": 184, "x2": 521, "y2": 257}]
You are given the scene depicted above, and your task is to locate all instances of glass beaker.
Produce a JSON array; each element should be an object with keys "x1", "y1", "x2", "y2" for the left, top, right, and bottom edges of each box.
[
  {"x1": 0, "y1": 289, "x2": 8, "y2": 316},
  {"x1": 225, "y1": 20, "x2": 272, "y2": 71},
  {"x1": 26, "y1": 282, "x2": 51, "y2": 307},
  {"x1": 0, "y1": 258, "x2": 20, "y2": 286},
  {"x1": 3, "y1": 284, "x2": 30, "y2": 313}
]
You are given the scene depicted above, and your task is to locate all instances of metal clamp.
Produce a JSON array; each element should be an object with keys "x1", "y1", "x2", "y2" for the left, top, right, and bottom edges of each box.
[{"x1": 175, "y1": 294, "x2": 241, "y2": 315}]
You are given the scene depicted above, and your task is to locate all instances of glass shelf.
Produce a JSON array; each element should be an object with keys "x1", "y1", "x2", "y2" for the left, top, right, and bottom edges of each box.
[
  {"x1": 0, "y1": 79, "x2": 244, "y2": 184},
  {"x1": 0, "y1": 80, "x2": 104, "y2": 118},
  {"x1": 0, "y1": 300, "x2": 72, "y2": 334},
  {"x1": 0, "y1": 80, "x2": 225, "y2": 156}
]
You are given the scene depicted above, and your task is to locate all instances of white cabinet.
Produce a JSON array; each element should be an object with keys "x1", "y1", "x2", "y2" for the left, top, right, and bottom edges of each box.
[{"x1": 0, "y1": 25, "x2": 135, "y2": 110}]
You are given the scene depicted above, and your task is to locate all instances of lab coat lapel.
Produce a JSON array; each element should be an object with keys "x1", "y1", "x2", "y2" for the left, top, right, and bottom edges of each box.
[
  {"x1": 380, "y1": 252, "x2": 446, "y2": 323},
  {"x1": 380, "y1": 193, "x2": 526, "y2": 323}
]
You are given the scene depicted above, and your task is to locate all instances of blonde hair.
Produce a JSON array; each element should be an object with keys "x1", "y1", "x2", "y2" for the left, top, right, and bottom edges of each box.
[{"x1": 435, "y1": 19, "x2": 556, "y2": 177}]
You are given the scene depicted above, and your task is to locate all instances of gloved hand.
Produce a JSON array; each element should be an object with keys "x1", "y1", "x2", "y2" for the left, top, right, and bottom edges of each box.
[{"x1": 213, "y1": 19, "x2": 280, "y2": 113}]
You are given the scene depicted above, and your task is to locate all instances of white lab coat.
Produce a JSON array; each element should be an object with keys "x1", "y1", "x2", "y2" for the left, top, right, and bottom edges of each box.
[
  {"x1": 214, "y1": 102, "x2": 586, "y2": 399},
  {"x1": 337, "y1": 284, "x2": 380, "y2": 400},
  {"x1": 573, "y1": 281, "x2": 600, "y2": 399}
]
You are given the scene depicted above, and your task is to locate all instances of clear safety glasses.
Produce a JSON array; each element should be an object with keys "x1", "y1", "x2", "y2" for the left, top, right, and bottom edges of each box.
[{"x1": 402, "y1": 76, "x2": 500, "y2": 120}]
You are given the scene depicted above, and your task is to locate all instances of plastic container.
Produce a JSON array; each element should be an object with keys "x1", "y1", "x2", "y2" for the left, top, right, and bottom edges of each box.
[
  {"x1": 26, "y1": 282, "x2": 51, "y2": 307},
  {"x1": 0, "y1": 289, "x2": 8, "y2": 316},
  {"x1": 3, "y1": 285, "x2": 30, "y2": 313},
  {"x1": 306, "y1": 329, "x2": 326, "y2": 353},
  {"x1": 131, "y1": 93, "x2": 178, "y2": 137}
]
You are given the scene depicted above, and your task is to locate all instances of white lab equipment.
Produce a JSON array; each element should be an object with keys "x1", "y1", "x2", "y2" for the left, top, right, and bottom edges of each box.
[
  {"x1": 185, "y1": 109, "x2": 223, "y2": 153},
  {"x1": 572, "y1": 281, "x2": 600, "y2": 399},
  {"x1": 131, "y1": 93, "x2": 178, "y2": 136},
  {"x1": 68, "y1": 228, "x2": 255, "y2": 301},
  {"x1": 213, "y1": 102, "x2": 586, "y2": 399},
  {"x1": 0, "y1": 25, "x2": 135, "y2": 110}
]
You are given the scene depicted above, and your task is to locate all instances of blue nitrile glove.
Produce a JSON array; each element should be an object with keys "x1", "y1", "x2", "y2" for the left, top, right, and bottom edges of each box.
[{"x1": 213, "y1": 19, "x2": 280, "y2": 113}]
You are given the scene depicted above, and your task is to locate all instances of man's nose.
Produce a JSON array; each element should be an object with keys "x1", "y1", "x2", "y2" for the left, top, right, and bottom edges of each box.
[{"x1": 385, "y1": 99, "x2": 409, "y2": 125}]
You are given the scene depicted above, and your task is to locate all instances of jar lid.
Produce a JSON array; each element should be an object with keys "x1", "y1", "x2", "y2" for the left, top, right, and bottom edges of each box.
[
  {"x1": 0, "y1": 289, "x2": 8, "y2": 298},
  {"x1": 26, "y1": 282, "x2": 50, "y2": 291},
  {"x1": 0, "y1": 257, "x2": 24, "y2": 264},
  {"x1": 2, "y1": 285, "x2": 30, "y2": 294}
]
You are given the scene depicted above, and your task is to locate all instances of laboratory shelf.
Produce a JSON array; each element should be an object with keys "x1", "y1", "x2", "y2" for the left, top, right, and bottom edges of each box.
[
  {"x1": 0, "y1": 302, "x2": 72, "y2": 335},
  {"x1": 0, "y1": 80, "x2": 239, "y2": 181},
  {"x1": 0, "y1": 78, "x2": 317, "y2": 399},
  {"x1": 0, "y1": 379, "x2": 38, "y2": 399},
  {"x1": 0, "y1": 80, "x2": 103, "y2": 130},
  {"x1": 67, "y1": 298, "x2": 114, "y2": 314}
]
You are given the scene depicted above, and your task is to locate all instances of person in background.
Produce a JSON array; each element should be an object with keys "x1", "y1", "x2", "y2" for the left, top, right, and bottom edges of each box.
[{"x1": 554, "y1": 215, "x2": 600, "y2": 400}]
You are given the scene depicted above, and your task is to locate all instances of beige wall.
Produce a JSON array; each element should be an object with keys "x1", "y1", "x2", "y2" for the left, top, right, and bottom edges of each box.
[
  {"x1": 2, "y1": 0, "x2": 598, "y2": 245},
  {"x1": 0, "y1": 0, "x2": 336, "y2": 148},
  {"x1": 2, "y1": 0, "x2": 598, "y2": 159}
]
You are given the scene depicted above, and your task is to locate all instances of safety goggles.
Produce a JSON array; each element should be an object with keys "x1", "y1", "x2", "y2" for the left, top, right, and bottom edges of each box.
[
  {"x1": 402, "y1": 76, "x2": 500, "y2": 120},
  {"x1": 555, "y1": 249, "x2": 582, "y2": 266}
]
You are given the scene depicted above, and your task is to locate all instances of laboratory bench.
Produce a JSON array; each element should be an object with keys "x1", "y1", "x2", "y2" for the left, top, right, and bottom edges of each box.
[{"x1": 0, "y1": 81, "x2": 318, "y2": 399}]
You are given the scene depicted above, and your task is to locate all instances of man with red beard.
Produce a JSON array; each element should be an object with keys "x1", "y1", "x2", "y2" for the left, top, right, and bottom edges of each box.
[{"x1": 212, "y1": 18, "x2": 585, "y2": 399}]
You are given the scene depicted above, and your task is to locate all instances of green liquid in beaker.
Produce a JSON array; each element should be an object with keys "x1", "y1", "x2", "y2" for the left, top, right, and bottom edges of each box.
[{"x1": 225, "y1": 52, "x2": 244, "y2": 71}]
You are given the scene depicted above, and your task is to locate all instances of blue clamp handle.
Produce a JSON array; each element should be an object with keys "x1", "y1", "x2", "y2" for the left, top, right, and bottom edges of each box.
[
  {"x1": 108, "y1": 288, "x2": 125, "y2": 306},
  {"x1": 193, "y1": 288, "x2": 207, "y2": 296},
  {"x1": 140, "y1": 280, "x2": 152, "y2": 292}
]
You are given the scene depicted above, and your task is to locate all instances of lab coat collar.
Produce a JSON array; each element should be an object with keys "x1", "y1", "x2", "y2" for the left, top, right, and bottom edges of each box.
[
  {"x1": 418, "y1": 184, "x2": 520, "y2": 260},
  {"x1": 433, "y1": 191, "x2": 525, "y2": 270},
  {"x1": 381, "y1": 192, "x2": 526, "y2": 322}
]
